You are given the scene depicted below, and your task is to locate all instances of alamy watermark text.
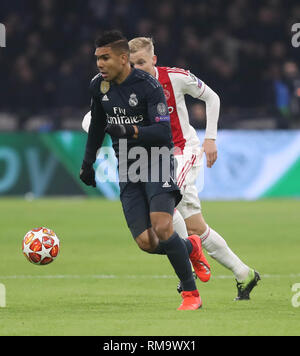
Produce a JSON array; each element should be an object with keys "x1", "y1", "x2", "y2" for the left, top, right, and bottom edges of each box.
[
  {"x1": 0, "y1": 23, "x2": 6, "y2": 47},
  {"x1": 291, "y1": 23, "x2": 300, "y2": 48}
]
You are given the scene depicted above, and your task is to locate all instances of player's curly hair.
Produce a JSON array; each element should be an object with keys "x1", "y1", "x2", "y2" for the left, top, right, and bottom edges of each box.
[{"x1": 95, "y1": 30, "x2": 129, "y2": 54}]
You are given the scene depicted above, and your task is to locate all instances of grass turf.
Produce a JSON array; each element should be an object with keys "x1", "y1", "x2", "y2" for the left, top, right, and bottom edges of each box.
[{"x1": 0, "y1": 198, "x2": 299, "y2": 336}]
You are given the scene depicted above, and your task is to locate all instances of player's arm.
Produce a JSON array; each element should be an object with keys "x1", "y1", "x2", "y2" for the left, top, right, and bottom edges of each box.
[
  {"x1": 105, "y1": 85, "x2": 172, "y2": 146},
  {"x1": 133, "y1": 85, "x2": 172, "y2": 145},
  {"x1": 83, "y1": 96, "x2": 106, "y2": 164},
  {"x1": 183, "y1": 72, "x2": 220, "y2": 167},
  {"x1": 80, "y1": 95, "x2": 106, "y2": 187}
]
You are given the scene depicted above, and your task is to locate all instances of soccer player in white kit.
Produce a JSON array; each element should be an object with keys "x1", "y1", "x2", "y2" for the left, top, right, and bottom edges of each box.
[{"x1": 82, "y1": 37, "x2": 260, "y2": 300}]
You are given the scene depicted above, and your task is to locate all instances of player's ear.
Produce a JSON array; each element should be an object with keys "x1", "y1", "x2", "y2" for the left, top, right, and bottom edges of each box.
[
  {"x1": 153, "y1": 55, "x2": 157, "y2": 66},
  {"x1": 120, "y1": 52, "x2": 129, "y2": 65}
]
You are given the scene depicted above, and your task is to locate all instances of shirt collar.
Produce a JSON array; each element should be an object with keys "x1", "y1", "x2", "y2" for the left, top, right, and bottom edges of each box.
[{"x1": 154, "y1": 66, "x2": 159, "y2": 80}]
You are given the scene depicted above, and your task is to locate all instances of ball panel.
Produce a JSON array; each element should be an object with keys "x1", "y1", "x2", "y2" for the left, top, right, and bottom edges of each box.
[
  {"x1": 24, "y1": 232, "x2": 35, "y2": 245},
  {"x1": 40, "y1": 257, "x2": 53, "y2": 265},
  {"x1": 42, "y1": 236, "x2": 54, "y2": 249},
  {"x1": 30, "y1": 238, "x2": 42, "y2": 252},
  {"x1": 29, "y1": 252, "x2": 41, "y2": 263},
  {"x1": 50, "y1": 245, "x2": 59, "y2": 257}
]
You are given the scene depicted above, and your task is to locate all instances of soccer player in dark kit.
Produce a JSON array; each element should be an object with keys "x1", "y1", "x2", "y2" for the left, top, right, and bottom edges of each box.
[{"x1": 79, "y1": 30, "x2": 210, "y2": 310}]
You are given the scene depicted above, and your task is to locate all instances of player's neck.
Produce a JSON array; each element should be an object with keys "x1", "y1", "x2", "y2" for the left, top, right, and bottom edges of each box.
[
  {"x1": 114, "y1": 64, "x2": 132, "y2": 85},
  {"x1": 150, "y1": 66, "x2": 156, "y2": 78}
]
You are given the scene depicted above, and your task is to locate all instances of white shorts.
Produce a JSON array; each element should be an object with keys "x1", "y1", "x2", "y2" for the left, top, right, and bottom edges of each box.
[{"x1": 175, "y1": 148, "x2": 203, "y2": 219}]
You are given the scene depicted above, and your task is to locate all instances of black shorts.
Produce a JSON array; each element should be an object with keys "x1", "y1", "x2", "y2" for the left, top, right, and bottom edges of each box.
[{"x1": 120, "y1": 181, "x2": 182, "y2": 239}]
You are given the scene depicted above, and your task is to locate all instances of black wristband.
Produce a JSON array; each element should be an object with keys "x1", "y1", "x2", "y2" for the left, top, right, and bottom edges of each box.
[
  {"x1": 124, "y1": 125, "x2": 135, "y2": 138},
  {"x1": 105, "y1": 124, "x2": 135, "y2": 138},
  {"x1": 81, "y1": 160, "x2": 93, "y2": 170}
]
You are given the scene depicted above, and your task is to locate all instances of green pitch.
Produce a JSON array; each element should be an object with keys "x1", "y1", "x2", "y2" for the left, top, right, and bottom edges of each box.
[{"x1": 0, "y1": 198, "x2": 299, "y2": 336}]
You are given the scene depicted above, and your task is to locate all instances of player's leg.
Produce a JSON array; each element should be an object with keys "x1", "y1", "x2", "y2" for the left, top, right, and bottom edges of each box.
[
  {"x1": 173, "y1": 208, "x2": 188, "y2": 238},
  {"x1": 149, "y1": 192, "x2": 195, "y2": 290},
  {"x1": 176, "y1": 153, "x2": 260, "y2": 298},
  {"x1": 149, "y1": 192, "x2": 202, "y2": 310},
  {"x1": 185, "y1": 211, "x2": 251, "y2": 282},
  {"x1": 179, "y1": 184, "x2": 260, "y2": 299},
  {"x1": 172, "y1": 208, "x2": 198, "y2": 287},
  {"x1": 135, "y1": 227, "x2": 159, "y2": 253},
  {"x1": 140, "y1": 186, "x2": 210, "y2": 282},
  {"x1": 120, "y1": 184, "x2": 201, "y2": 309}
]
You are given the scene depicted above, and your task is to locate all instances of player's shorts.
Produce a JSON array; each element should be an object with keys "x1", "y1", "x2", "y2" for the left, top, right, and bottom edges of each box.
[
  {"x1": 174, "y1": 148, "x2": 203, "y2": 219},
  {"x1": 120, "y1": 181, "x2": 181, "y2": 239}
]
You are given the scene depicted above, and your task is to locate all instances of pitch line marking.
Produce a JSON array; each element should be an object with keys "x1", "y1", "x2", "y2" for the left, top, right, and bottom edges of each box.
[{"x1": 0, "y1": 273, "x2": 300, "y2": 280}]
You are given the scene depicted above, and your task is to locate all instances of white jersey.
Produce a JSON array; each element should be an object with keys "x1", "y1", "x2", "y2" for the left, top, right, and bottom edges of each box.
[{"x1": 155, "y1": 66, "x2": 220, "y2": 155}]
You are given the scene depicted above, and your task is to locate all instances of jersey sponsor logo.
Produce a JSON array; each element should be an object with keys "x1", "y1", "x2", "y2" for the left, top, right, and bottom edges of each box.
[
  {"x1": 100, "y1": 81, "x2": 110, "y2": 94},
  {"x1": 106, "y1": 114, "x2": 144, "y2": 125},
  {"x1": 157, "y1": 102, "x2": 167, "y2": 115},
  {"x1": 106, "y1": 107, "x2": 144, "y2": 125},
  {"x1": 102, "y1": 94, "x2": 109, "y2": 101},
  {"x1": 129, "y1": 93, "x2": 138, "y2": 107}
]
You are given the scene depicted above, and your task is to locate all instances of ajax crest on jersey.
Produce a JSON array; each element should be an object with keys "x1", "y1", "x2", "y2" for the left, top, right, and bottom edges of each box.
[
  {"x1": 163, "y1": 88, "x2": 171, "y2": 100},
  {"x1": 129, "y1": 93, "x2": 138, "y2": 107}
]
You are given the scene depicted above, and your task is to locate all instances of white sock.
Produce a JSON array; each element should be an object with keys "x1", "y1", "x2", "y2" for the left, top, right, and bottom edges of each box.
[
  {"x1": 200, "y1": 225, "x2": 250, "y2": 282},
  {"x1": 173, "y1": 209, "x2": 188, "y2": 238}
]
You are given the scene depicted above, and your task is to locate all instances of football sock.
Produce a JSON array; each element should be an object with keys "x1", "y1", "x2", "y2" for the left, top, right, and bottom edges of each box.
[
  {"x1": 159, "y1": 232, "x2": 197, "y2": 291},
  {"x1": 200, "y1": 225, "x2": 250, "y2": 282},
  {"x1": 173, "y1": 208, "x2": 188, "y2": 238},
  {"x1": 152, "y1": 237, "x2": 192, "y2": 255}
]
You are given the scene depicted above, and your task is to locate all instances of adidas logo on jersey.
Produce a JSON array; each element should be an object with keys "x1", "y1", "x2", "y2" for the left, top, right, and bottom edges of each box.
[{"x1": 102, "y1": 95, "x2": 109, "y2": 101}]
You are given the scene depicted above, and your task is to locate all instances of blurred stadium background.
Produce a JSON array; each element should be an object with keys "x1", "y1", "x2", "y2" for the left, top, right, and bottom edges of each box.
[{"x1": 1, "y1": 0, "x2": 300, "y2": 200}]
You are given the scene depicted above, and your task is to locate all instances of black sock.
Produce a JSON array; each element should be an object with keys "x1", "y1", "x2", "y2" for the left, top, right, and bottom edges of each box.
[
  {"x1": 152, "y1": 237, "x2": 193, "y2": 255},
  {"x1": 159, "y1": 232, "x2": 196, "y2": 291}
]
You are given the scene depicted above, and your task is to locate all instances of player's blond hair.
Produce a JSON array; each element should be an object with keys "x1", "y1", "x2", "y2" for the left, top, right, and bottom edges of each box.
[{"x1": 128, "y1": 37, "x2": 155, "y2": 56}]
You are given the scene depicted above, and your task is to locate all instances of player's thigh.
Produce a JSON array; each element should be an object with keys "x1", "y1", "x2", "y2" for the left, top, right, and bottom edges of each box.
[
  {"x1": 175, "y1": 151, "x2": 202, "y2": 190},
  {"x1": 176, "y1": 163, "x2": 202, "y2": 220},
  {"x1": 149, "y1": 192, "x2": 177, "y2": 240},
  {"x1": 144, "y1": 180, "x2": 179, "y2": 238},
  {"x1": 120, "y1": 182, "x2": 151, "y2": 239}
]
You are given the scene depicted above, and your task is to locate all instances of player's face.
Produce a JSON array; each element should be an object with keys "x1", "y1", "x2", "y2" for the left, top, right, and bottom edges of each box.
[
  {"x1": 130, "y1": 49, "x2": 157, "y2": 76},
  {"x1": 95, "y1": 46, "x2": 127, "y2": 82}
]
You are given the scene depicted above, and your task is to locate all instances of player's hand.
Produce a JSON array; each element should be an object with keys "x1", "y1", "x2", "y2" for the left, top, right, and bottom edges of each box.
[
  {"x1": 105, "y1": 124, "x2": 135, "y2": 138},
  {"x1": 202, "y1": 139, "x2": 217, "y2": 168},
  {"x1": 79, "y1": 161, "x2": 96, "y2": 187}
]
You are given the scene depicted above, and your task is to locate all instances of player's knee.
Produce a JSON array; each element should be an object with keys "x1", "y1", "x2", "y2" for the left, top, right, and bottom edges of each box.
[
  {"x1": 135, "y1": 233, "x2": 158, "y2": 253},
  {"x1": 186, "y1": 216, "x2": 207, "y2": 236},
  {"x1": 187, "y1": 227, "x2": 205, "y2": 236},
  {"x1": 152, "y1": 218, "x2": 173, "y2": 241},
  {"x1": 136, "y1": 239, "x2": 154, "y2": 253}
]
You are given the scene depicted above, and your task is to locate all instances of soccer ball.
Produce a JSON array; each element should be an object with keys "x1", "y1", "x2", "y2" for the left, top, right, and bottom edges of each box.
[{"x1": 22, "y1": 227, "x2": 60, "y2": 265}]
